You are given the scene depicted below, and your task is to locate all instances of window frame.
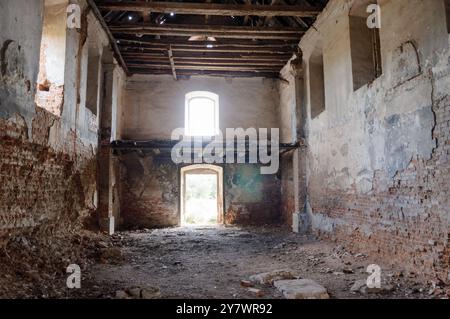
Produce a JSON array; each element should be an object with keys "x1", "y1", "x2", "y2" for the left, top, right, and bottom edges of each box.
[{"x1": 184, "y1": 91, "x2": 220, "y2": 137}]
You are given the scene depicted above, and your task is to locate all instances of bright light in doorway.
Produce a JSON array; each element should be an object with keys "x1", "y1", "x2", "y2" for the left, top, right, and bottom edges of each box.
[{"x1": 184, "y1": 174, "x2": 218, "y2": 225}]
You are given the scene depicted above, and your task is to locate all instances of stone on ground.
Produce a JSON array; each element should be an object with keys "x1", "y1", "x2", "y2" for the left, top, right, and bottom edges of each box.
[
  {"x1": 141, "y1": 287, "x2": 161, "y2": 299},
  {"x1": 350, "y1": 279, "x2": 395, "y2": 294},
  {"x1": 274, "y1": 279, "x2": 329, "y2": 299},
  {"x1": 350, "y1": 279, "x2": 367, "y2": 293},
  {"x1": 115, "y1": 290, "x2": 129, "y2": 299},
  {"x1": 249, "y1": 269, "x2": 297, "y2": 285}
]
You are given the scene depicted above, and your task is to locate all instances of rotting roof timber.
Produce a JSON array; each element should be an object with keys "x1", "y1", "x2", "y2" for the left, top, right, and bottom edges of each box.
[
  {"x1": 92, "y1": 0, "x2": 328, "y2": 78},
  {"x1": 98, "y1": 1, "x2": 322, "y2": 17}
]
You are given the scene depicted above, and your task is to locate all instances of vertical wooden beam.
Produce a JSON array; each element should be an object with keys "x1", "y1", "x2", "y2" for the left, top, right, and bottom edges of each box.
[
  {"x1": 205, "y1": 0, "x2": 212, "y2": 24},
  {"x1": 262, "y1": 0, "x2": 281, "y2": 26},
  {"x1": 168, "y1": 45, "x2": 177, "y2": 80},
  {"x1": 243, "y1": 0, "x2": 252, "y2": 25},
  {"x1": 140, "y1": 0, "x2": 151, "y2": 22}
]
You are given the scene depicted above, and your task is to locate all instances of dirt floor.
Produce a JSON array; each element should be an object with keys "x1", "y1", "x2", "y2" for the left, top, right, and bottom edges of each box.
[
  {"x1": 65, "y1": 226, "x2": 447, "y2": 299},
  {"x1": 0, "y1": 225, "x2": 447, "y2": 299}
]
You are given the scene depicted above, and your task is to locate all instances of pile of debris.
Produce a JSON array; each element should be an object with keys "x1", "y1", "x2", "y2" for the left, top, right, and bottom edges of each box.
[{"x1": 0, "y1": 230, "x2": 116, "y2": 298}]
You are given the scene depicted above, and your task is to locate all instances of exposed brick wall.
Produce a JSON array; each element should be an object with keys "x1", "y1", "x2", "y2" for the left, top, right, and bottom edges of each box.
[
  {"x1": 308, "y1": 87, "x2": 450, "y2": 283},
  {"x1": 119, "y1": 152, "x2": 180, "y2": 229},
  {"x1": 0, "y1": 115, "x2": 98, "y2": 244},
  {"x1": 293, "y1": 0, "x2": 450, "y2": 283}
]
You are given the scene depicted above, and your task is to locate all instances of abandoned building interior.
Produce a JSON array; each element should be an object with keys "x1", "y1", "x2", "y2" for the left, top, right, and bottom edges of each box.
[{"x1": 0, "y1": 0, "x2": 449, "y2": 299}]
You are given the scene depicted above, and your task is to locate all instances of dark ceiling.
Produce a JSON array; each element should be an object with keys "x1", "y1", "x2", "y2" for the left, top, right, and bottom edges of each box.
[{"x1": 92, "y1": 0, "x2": 329, "y2": 78}]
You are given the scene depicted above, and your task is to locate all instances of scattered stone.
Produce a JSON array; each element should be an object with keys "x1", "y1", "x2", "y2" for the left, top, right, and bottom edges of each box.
[
  {"x1": 97, "y1": 241, "x2": 109, "y2": 248},
  {"x1": 273, "y1": 243, "x2": 286, "y2": 249},
  {"x1": 433, "y1": 288, "x2": 443, "y2": 296},
  {"x1": 240, "y1": 280, "x2": 253, "y2": 288},
  {"x1": 350, "y1": 280, "x2": 367, "y2": 293},
  {"x1": 343, "y1": 268, "x2": 354, "y2": 274},
  {"x1": 141, "y1": 287, "x2": 161, "y2": 299},
  {"x1": 115, "y1": 290, "x2": 129, "y2": 299},
  {"x1": 247, "y1": 288, "x2": 265, "y2": 297},
  {"x1": 249, "y1": 269, "x2": 297, "y2": 286},
  {"x1": 274, "y1": 279, "x2": 329, "y2": 299},
  {"x1": 333, "y1": 271, "x2": 345, "y2": 276},
  {"x1": 100, "y1": 247, "x2": 123, "y2": 263},
  {"x1": 350, "y1": 279, "x2": 395, "y2": 295},
  {"x1": 365, "y1": 284, "x2": 395, "y2": 294},
  {"x1": 127, "y1": 287, "x2": 142, "y2": 298}
]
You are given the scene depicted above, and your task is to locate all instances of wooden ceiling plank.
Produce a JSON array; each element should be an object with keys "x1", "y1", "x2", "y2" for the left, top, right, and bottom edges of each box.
[
  {"x1": 111, "y1": 30, "x2": 301, "y2": 40},
  {"x1": 127, "y1": 63, "x2": 282, "y2": 71},
  {"x1": 98, "y1": 1, "x2": 322, "y2": 17},
  {"x1": 116, "y1": 38, "x2": 297, "y2": 49},
  {"x1": 108, "y1": 23, "x2": 304, "y2": 34}
]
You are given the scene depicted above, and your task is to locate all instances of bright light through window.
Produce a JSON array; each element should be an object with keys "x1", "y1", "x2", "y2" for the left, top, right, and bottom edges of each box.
[{"x1": 185, "y1": 91, "x2": 219, "y2": 137}]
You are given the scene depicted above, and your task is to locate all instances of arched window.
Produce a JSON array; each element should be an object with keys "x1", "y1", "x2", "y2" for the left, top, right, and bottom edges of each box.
[{"x1": 185, "y1": 91, "x2": 219, "y2": 137}]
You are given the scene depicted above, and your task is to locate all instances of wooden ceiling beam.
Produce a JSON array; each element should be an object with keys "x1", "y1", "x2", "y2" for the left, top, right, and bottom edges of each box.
[
  {"x1": 111, "y1": 30, "x2": 301, "y2": 40},
  {"x1": 125, "y1": 59, "x2": 286, "y2": 67},
  {"x1": 115, "y1": 38, "x2": 297, "y2": 49},
  {"x1": 127, "y1": 63, "x2": 281, "y2": 72},
  {"x1": 108, "y1": 23, "x2": 304, "y2": 34},
  {"x1": 122, "y1": 54, "x2": 289, "y2": 62},
  {"x1": 129, "y1": 69, "x2": 280, "y2": 78},
  {"x1": 98, "y1": 1, "x2": 321, "y2": 17},
  {"x1": 119, "y1": 46, "x2": 292, "y2": 55}
]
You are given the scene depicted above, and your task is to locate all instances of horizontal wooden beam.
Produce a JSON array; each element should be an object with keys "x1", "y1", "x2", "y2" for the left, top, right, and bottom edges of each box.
[
  {"x1": 121, "y1": 52, "x2": 293, "y2": 61},
  {"x1": 119, "y1": 45, "x2": 292, "y2": 54},
  {"x1": 125, "y1": 59, "x2": 286, "y2": 67},
  {"x1": 99, "y1": 1, "x2": 321, "y2": 17},
  {"x1": 116, "y1": 38, "x2": 298, "y2": 49},
  {"x1": 111, "y1": 29, "x2": 301, "y2": 40},
  {"x1": 115, "y1": 36, "x2": 298, "y2": 46},
  {"x1": 129, "y1": 69, "x2": 280, "y2": 78},
  {"x1": 109, "y1": 23, "x2": 304, "y2": 34},
  {"x1": 127, "y1": 63, "x2": 281, "y2": 72},
  {"x1": 122, "y1": 53, "x2": 289, "y2": 62}
]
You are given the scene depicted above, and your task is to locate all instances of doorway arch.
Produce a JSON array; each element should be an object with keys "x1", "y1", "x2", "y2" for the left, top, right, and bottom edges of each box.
[{"x1": 180, "y1": 165, "x2": 224, "y2": 225}]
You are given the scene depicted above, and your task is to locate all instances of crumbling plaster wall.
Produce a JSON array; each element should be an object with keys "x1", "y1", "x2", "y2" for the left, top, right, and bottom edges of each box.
[
  {"x1": 119, "y1": 152, "x2": 180, "y2": 229},
  {"x1": 117, "y1": 150, "x2": 282, "y2": 229},
  {"x1": 287, "y1": 0, "x2": 450, "y2": 281},
  {"x1": 0, "y1": 0, "x2": 123, "y2": 242}
]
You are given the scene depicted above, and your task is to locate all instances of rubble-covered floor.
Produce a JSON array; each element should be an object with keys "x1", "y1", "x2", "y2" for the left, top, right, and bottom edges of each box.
[
  {"x1": 71, "y1": 226, "x2": 447, "y2": 299},
  {"x1": 1, "y1": 226, "x2": 447, "y2": 299}
]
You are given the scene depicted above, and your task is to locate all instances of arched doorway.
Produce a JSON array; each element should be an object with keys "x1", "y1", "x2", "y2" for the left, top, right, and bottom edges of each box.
[{"x1": 180, "y1": 165, "x2": 224, "y2": 226}]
